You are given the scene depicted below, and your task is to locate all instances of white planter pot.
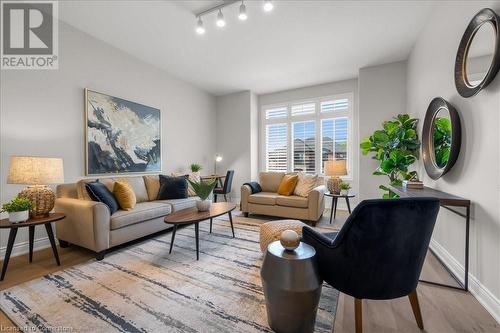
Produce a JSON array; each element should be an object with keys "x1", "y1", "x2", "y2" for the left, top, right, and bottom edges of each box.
[
  {"x1": 8, "y1": 210, "x2": 29, "y2": 223},
  {"x1": 196, "y1": 199, "x2": 212, "y2": 212},
  {"x1": 340, "y1": 189, "x2": 349, "y2": 196}
]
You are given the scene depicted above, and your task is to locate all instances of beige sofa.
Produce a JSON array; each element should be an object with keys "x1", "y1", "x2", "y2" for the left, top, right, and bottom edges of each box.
[
  {"x1": 55, "y1": 175, "x2": 198, "y2": 260},
  {"x1": 240, "y1": 172, "x2": 326, "y2": 225}
]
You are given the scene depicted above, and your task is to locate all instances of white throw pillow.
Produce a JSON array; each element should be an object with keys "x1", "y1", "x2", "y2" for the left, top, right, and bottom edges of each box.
[{"x1": 293, "y1": 173, "x2": 318, "y2": 197}]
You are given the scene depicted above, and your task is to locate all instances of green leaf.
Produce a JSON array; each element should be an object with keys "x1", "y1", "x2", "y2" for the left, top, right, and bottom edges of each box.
[
  {"x1": 373, "y1": 130, "x2": 389, "y2": 144},
  {"x1": 373, "y1": 171, "x2": 387, "y2": 176},
  {"x1": 380, "y1": 159, "x2": 395, "y2": 173},
  {"x1": 187, "y1": 179, "x2": 217, "y2": 201},
  {"x1": 397, "y1": 114, "x2": 410, "y2": 124}
]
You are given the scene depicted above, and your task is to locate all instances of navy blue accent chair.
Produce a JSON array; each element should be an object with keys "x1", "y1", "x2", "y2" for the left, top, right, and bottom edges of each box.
[
  {"x1": 302, "y1": 198, "x2": 440, "y2": 333},
  {"x1": 214, "y1": 170, "x2": 234, "y2": 202}
]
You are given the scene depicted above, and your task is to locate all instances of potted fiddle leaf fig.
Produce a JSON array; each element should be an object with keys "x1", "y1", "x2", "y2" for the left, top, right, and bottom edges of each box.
[
  {"x1": 1, "y1": 196, "x2": 34, "y2": 223},
  {"x1": 188, "y1": 178, "x2": 217, "y2": 212},
  {"x1": 360, "y1": 114, "x2": 421, "y2": 198}
]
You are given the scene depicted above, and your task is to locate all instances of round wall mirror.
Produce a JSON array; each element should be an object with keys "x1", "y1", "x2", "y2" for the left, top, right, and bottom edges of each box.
[
  {"x1": 455, "y1": 8, "x2": 500, "y2": 97},
  {"x1": 422, "y1": 98, "x2": 461, "y2": 180}
]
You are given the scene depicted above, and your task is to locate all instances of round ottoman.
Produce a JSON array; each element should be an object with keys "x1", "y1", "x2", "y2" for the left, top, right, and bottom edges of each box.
[{"x1": 259, "y1": 219, "x2": 307, "y2": 252}]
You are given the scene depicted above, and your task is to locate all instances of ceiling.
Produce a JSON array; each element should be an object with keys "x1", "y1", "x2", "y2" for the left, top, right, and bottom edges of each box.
[{"x1": 59, "y1": 1, "x2": 435, "y2": 96}]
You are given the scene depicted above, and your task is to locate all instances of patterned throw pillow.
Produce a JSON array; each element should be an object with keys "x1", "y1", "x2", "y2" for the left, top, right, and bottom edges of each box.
[
  {"x1": 293, "y1": 173, "x2": 318, "y2": 197},
  {"x1": 113, "y1": 181, "x2": 137, "y2": 211}
]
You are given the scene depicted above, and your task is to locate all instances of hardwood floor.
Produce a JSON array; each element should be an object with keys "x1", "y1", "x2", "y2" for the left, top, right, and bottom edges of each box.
[{"x1": 1, "y1": 210, "x2": 498, "y2": 332}]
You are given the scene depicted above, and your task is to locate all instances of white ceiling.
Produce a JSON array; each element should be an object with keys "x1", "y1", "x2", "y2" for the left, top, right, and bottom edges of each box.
[{"x1": 59, "y1": 0, "x2": 435, "y2": 96}]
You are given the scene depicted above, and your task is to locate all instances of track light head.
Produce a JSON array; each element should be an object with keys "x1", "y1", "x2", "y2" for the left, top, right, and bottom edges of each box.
[
  {"x1": 238, "y1": 1, "x2": 248, "y2": 21},
  {"x1": 196, "y1": 17, "x2": 205, "y2": 35},
  {"x1": 216, "y1": 9, "x2": 226, "y2": 27},
  {"x1": 263, "y1": 0, "x2": 273, "y2": 12}
]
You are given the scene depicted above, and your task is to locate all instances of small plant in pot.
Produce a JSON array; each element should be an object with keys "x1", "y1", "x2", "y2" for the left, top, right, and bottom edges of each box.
[
  {"x1": 188, "y1": 178, "x2": 217, "y2": 212},
  {"x1": 2, "y1": 196, "x2": 34, "y2": 223},
  {"x1": 190, "y1": 163, "x2": 203, "y2": 173},
  {"x1": 339, "y1": 182, "x2": 351, "y2": 196}
]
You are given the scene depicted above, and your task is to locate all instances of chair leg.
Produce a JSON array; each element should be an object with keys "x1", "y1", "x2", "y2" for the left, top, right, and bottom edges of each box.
[
  {"x1": 214, "y1": 194, "x2": 217, "y2": 203},
  {"x1": 355, "y1": 298, "x2": 363, "y2": 333},
  {"x1": 224, "y1": 194, "x2": 227, "y2": 202},
  {"x1": 408, "y1": 289, "x2": 424, "y2": 329}
]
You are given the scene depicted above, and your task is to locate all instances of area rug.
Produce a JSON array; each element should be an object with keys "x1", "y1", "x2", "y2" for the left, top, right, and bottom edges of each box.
[{"x1": 0, "y1": 215, "x2": 339, "y2": 332}]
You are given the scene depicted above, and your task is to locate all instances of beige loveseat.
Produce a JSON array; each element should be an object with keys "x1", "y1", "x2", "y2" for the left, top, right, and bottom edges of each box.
[
  {"x1": 55, "y1": 175, "x2": 198, "y2": 260},
  {"x1": 240, "y1": 172, "x2": 326, "y2": 225}
]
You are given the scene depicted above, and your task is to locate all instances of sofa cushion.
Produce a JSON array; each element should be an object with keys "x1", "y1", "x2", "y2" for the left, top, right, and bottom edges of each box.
[
  {"x1": 113, "y1": 181, "x2": 137, "y2": 211},
  {"x1": 276, "y1": 195, "x2": 309, "y2": 208},
  {"x1": 144, "y1": 175, "x2": 160, "y2": 201},
  {"x1": 277, "y1": 174, "x2": 299, "y2": 196},
  {"x1": 157, "y1": 175, "x2": 189, "y2": 200},
  {"x1": 118, "y1": 176, "x2": 149, "y2": 203},
  {"x1": 294, "y1": 173, "x2": 318, "y2": 197},
  {"x1": 156, "y1": 197, "x2": 198, "y2": 212},
  {"x1": 110, "y1": 202, "x2": 171, "y2": 230},
  {"x1": 76, "y1": 178, "x2": 114, "y2": 201},
  {"x1": 85, "y1": 181, "x2": 119, "y2": 215},
  {"x1": 171, "y1": 172, "x2": 201, "y2": 197},
  {"x1": 259, "y1": 172, "x2": 285, "y2": 192},
  {"x1": 248, "y1": 192, "x2": 278, "y2": 206}
]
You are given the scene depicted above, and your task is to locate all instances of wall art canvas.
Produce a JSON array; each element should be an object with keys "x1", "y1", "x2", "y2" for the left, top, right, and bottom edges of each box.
[{"x1": 85, "y1": 89, "x2": 161, "y2": 175}]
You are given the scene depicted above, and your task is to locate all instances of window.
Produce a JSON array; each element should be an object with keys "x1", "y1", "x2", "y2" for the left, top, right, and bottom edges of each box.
[{"x1": 262, "y1": 93, "x2": 352, "y2": 175}]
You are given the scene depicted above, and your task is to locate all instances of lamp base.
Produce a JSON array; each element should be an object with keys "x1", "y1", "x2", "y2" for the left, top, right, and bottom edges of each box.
[
  {"x1": 327, "y1": 177, "x2": 341, "y2": 194},
  {"x1": 19, "y1": 185, "x2": 55, "y2": 218}
]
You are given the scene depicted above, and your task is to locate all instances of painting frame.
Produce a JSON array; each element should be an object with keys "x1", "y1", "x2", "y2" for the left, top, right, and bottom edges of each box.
[{"x1": 84, "y1": 88, "x2": 162, "y2": 176}]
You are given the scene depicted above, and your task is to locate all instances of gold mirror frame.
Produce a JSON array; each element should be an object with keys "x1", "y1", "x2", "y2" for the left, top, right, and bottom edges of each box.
[{"x1": 455, "y1": 8, "x2": 500, "y2": 98}]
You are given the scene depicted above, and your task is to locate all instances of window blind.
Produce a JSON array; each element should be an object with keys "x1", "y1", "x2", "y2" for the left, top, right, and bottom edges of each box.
[
  {"x1": 291, "y1": 103, "x2": 315, "y2": 116},
  {"x1": 266, "y1": 123, "x2": 288, "y2": 172},
  {"x1": 321, "y1": 99, "x2": 348, "y2": 113},
  {"x1": 265, "y1": 106, "x2": 288, "y2": 119}
]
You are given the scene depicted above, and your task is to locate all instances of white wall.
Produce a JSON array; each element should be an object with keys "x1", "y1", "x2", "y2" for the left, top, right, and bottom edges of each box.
[
  {"x1": 358, "y1": 61, "x2": 408, "y2": 200},
  {"x1": 215, "y1": 91, "x2": 258, "y2": 201},
  {"x1": 0, "y1": 22, "x2": 217, "y2": 256},
  {"x1": 407, "y1": 1, "x2": 500, "y2": 321},
  {"x1": 258, "y1": 80, "x2": 359, "y2": 208}
]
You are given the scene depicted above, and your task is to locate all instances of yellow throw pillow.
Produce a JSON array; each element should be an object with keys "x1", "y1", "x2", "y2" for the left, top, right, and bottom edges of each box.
[
  {"x1": 113, "y1": 181, "x2": 136, "y2": 211},
  {"x1": 277, "y1": 174, "x2": 299, "y2": 196}
]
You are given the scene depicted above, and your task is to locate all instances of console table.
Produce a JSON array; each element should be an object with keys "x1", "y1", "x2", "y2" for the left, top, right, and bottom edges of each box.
[{"x1": 388, "y1": 185, "x2": 471, "y2": 291}]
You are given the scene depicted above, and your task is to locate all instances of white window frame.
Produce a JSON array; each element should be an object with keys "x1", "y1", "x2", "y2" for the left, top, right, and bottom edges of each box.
[{"x1": 260, "y1": 93, "x2": 354, "y2": 179}]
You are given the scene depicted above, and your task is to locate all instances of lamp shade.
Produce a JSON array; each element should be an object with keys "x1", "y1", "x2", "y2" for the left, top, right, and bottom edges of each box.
[
  {"x1": 7, "y1": 156, "x2": 64, "y2": 185},
  {"x1": 324, "y1": 159, "x2": 347, "y2": 176}
]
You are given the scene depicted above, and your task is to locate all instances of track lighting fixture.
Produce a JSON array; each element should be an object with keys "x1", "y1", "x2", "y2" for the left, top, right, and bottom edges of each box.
[
  {"x1": 216, "y1": 9, "x2": 226, "y2": 27},
  {"x1": 195, "y1": 0, "x2": 276, "y2": 35},
  {"x1": 263, "y1": 0, "x2": 273, "y2": 12},
  {"x1": 196, "y1": 17, "x2": 205, "y2": 34},
  {"x1": 238, "y1": 1, "x2": 248, "y2": 21}
]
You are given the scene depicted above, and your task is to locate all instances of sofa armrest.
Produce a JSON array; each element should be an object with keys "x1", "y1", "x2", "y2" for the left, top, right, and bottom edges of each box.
[
  {"x1": 54, "y1": 198, "x2": 111, "y2": 252},
  {"x1": 240, "y1": 185, "x2": 252, "y2": 212},
  {"x1": 308, "y1": 185, "x2": 326, "y2": 221}
]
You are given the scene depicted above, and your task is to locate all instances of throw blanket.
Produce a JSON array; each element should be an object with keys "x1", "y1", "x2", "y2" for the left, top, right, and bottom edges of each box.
[{"x1": 243, "y1": 182, "x2": 262, "y2": 194}]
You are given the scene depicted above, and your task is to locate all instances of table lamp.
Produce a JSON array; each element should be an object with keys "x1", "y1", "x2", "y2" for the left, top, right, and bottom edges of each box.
[
  {"x1": 214, "y1": 154, "x2": 223, "y2": 175},
  {"x1": 7, "y1": 156, "x2": 64, "y2": 218},
  {"x1": 324, "y1": 159, "x2": 347, "y2": 194}
]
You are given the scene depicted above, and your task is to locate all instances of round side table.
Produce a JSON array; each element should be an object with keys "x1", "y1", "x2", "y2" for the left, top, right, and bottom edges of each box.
[
  {"x1": 260, "y1": 241, "x2": 322, "y2": 333},
  {"x1": 0, "y1": 213, "x2": 65, "y2": 281},
  {"x1": 325, "y1": 192, "x2": 356, "y2": 223}
]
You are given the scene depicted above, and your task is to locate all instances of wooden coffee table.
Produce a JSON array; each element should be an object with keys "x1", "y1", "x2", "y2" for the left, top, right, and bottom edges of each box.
[
  {"x1": 164, "y1": 202, "x2": 236, "y2": 260},
  {"x1": 0, "y1": 213, "x2": 65, "y2": 281}
]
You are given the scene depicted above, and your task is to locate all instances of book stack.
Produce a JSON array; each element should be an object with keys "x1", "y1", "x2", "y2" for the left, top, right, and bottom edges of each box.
[{"x1": 402, "y1": 180, "x2": 424, "y2": 189}]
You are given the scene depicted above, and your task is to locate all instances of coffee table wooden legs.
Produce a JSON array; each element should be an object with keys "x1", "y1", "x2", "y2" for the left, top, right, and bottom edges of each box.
[
  {"x1": 169, "y1": 225, "x2": 177, "y2": 254},
  {"x1": 209, "y1": 218, "x2": 213, "y2": 233},
  {"x1": 195, "y1": 222, "x2": 199, "y2": 260},
  {"x1": 228, "y1": 211, "x2": 235, "y2": 238},
  {"x1": 1, "y1": 228, "x2": 18, "y2": 281}
]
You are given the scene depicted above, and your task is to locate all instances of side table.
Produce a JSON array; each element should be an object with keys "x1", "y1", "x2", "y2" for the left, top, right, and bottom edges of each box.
[
  {"x1": 0, "y1": 213, "x2": 65, "y2": 281},
  {"x1": 260, "y1": 241, "x2": 322, "y2": 333},
  {"x1": 325, "y1": 192, "x2": 356, "y2": 223}
]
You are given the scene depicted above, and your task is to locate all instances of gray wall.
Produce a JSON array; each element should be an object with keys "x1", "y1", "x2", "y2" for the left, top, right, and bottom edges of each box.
[
  {"x1": 0, "y1": 22, "x2": 217, "y2": 256},
  {"x1": 215, "y1": 91, "x2": 259, "y2": 201},
  {"x1": 407, "y1": 1, "x2": 500, "y2": 320},
  {"x1": 358, "y1": 61, "x2": 407, "y2": 200}
]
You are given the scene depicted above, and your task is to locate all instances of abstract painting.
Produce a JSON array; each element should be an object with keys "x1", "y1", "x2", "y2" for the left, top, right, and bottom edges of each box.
[{"x1": 85, "y1": 89, "x2": 161, "y2": 175}]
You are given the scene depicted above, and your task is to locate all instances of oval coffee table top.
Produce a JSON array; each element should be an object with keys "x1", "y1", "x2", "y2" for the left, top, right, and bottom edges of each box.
[
  {"x1": 164, "y1": 202, "x2": 236, "y2": 225},
  {"x1": 0, "y1": 213, "x2": 65, "y2": 229}
]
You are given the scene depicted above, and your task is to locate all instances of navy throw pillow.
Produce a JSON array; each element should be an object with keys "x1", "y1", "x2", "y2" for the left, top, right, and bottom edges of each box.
[
  {"x1": 157, "y1": 175, "x2": 188, "y2": 200},
  {"x1": 85, "y1": 181, "x2": 119, "y2": 215}
]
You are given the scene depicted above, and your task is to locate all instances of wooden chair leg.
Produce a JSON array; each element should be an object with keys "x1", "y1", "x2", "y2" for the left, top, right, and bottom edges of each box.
[
  {"x1": 355, "y1": 298, "x2": 363, "y2": 333},
  {"x1": 408, "y1": 289, "x2": 424, "y2": 329}
]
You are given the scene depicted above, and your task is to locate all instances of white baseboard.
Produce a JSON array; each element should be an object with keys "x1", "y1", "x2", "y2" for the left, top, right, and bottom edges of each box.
[
  {"x1": 430, "y1": 239, "x2": 500, "y2": 323},
  {"x1": 0, "y1": 236, "x2": 52, "y2": 258}
]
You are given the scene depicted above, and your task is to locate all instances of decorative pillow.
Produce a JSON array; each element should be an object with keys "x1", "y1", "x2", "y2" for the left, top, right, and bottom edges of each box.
[
  {"x1": 77, "y1": 178, "x2": 114, "y2": 201},
  {"x1": 277, "y1": 174, "x2": 299, "y2": 196},
  {"x1": 157, "y1": 175, "x2": 188, "y2": 200},
  {"x1": 143, "y1": 175, "x2": 160, "y2": 201},
  {"x1": 171, "y1": 172, "x2": 200, "y2": 196},
  {"x1": 293, "y1": 173, "x2": 318, "y2": 197},
  {"x1": 113, "y1": 181, "x2": 137, "y2": 211},
  {"x1": 85, "y1": 181, "x2": 119, "y2": 214}
]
